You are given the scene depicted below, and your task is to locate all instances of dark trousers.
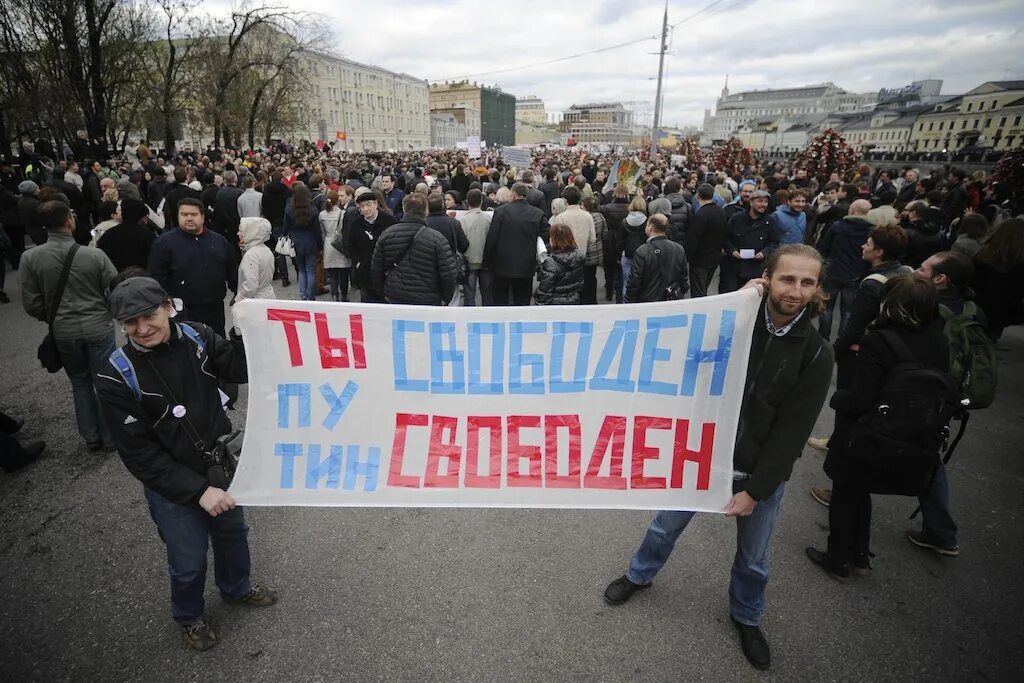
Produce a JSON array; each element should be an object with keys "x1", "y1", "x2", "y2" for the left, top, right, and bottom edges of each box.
[
  {"x1": 581, "y1": 265, "x2": 598, "y2": 304},
  {"x1": 491, "y1": 276, "x2": 533, "y2": 306},
  {"x1": 3, "y1": 225, "x2": 25, "y2": 269},
  {"x1": 184, "y1": 302, "x2": 226, "y2": 338},
  {"x1": 144, "y1": 487, "x2": 252, "y2": 625},
  {"x1": 827, "y1": 483, "x2": 872, "y2": 569},
  {"x1": 326, "y1": 267, "x2": 350, "y2": 300},
  {"x1": 0, "y1": 411, "x2": 28, "y2": 470},
  {"x1": 689, "y1": 264, "x2": 717, "y2": 297}
]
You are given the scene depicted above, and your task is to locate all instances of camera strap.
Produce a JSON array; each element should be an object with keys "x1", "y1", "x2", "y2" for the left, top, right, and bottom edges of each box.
[{"x1": 144, "y1": 356, "x2": 212, "y2": 461}]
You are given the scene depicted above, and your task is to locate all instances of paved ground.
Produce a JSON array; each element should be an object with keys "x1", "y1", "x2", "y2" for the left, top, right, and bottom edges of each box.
[{"x1": 1, "y1": 260, "x2": 1023, "y2": 681}]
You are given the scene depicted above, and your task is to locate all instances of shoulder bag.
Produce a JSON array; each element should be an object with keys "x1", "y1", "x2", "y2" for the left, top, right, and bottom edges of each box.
[{"x1": 37, "y1": 244, "x2": 80, "y2": 373}]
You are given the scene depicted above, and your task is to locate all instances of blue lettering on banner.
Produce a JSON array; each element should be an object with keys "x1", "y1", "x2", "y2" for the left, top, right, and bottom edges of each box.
[
  {"x1": 589, "y1": 319, "x2": 639, "y2": 392},
  {"x1": 275, "y1": 443, "x2": 303, "y2": 488},
  {"x1": 549, "y1": 321, "x2": 593, "y2": 393},
  {"x1": 305, "y1": 444, "x2": 343, "y2": 489},
  {"x1": 682, "y1": 311, "x2": 735, "y2": 397},
  {"x1": 509, "y1": 321, "x2": 547, "y2": 394},
  {"x1": 393, "y1": 319, "x2": 428, "y2": 392},
  {"x1": 343, "y1": 445, "x2": 380, "y2": 491},
  {"x1": 467, "y1": 322, "x2": 505, "y2": 395},
  {"x1": 319, "y1": 381, "x2": 359, "y2": 430},
  {"x1": 639, "y1": 315, "x2": 688, "y2": 396},
  {"x1": 430, "y1": 322, "x2": 465, "y2": 394},
  {"x1": 278, "y1": 384, "x2": 311, "y2": 428}
]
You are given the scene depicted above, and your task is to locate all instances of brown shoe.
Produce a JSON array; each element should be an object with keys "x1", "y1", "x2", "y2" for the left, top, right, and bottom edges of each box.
[
  {"x1": 181, "y1": 618, "x2": 217, "y2": 651},
  {"x1": 223, "y1": 583, "x2": 278, "y2": 607},
  {"x1": 811, "y1": 486, "x2": 832, "y2": 508}
]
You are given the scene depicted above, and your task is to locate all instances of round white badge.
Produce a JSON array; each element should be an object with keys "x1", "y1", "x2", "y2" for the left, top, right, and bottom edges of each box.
[{"x1": 172, "y1": 405, "x2": 187, "y2": 418}]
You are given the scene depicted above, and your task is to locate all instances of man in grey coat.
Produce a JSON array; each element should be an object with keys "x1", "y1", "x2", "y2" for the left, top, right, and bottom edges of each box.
[
  {"x1": 236, "y1": 175, "x2": 263, "y2": 219},
  {"x1": 456, "y1": 189, "x2": 493, "y2": 305},
  {"x1": 20, "y1": 200, "x2": 118, "y2": 451}
]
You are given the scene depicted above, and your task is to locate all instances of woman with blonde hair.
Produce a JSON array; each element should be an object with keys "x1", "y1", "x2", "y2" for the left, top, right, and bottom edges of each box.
[{"x1": 618, "y1": 192, "x2": 648, "y2": 302}]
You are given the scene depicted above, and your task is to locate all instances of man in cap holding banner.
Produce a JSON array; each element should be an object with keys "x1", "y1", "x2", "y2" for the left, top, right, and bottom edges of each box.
[
  {"x1": 95, "y1": 277, "x2": 276, "y2": 652},
  {"x1": 603, "y1": 244, "x2": 834, "y2": 672}
]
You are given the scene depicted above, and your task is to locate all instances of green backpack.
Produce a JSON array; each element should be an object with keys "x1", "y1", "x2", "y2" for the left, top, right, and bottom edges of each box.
[{"x1": 940, "y1": 302, "x2": 997, "y2": 409}]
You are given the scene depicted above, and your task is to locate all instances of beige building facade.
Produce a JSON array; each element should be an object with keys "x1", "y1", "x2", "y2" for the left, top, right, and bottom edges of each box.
[{"x1": 907, "y1": 81, "x2": 1024, "y2": 152}]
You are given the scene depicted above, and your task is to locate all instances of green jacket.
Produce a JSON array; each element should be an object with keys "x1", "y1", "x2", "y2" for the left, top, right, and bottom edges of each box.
[{"x1": 734, "y1": 299, "x2": 835, "y2": 500}]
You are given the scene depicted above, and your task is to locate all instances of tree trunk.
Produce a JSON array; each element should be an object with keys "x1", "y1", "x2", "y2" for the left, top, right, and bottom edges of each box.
[{"x1": 247, "y1": 82, "x2": 268, "y2": 151}]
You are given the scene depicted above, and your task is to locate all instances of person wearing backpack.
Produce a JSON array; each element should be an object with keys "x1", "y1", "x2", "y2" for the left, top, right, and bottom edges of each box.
[
  {"x1": 807, "y1": 275, "x2": 957, "y2": 581},
  {"x1": 95, "y1": 277, "x2": 277, "y2": 651},
  {"x1": 909, "y1": 251, "x2": 998, "y2": 556}
]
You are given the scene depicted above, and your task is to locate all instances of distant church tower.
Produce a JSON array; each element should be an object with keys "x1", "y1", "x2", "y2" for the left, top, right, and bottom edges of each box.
[{"x1": 721, "y1": 74, "x2": 730, "y2": 99}]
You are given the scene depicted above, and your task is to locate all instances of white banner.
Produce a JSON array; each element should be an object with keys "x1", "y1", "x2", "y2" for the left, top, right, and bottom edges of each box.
[
  {"x1": 501, "y1": 146, "x2": 532, "y2": 169},
  {"x1": 230, "y1": 291, "x2": 761, "y2": 511},
  {"x1": 466, "y1": 135, "x2": 481, "y2": 158}
]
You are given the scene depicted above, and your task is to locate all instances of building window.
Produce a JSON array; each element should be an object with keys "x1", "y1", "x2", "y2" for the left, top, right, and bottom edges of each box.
[
  {"x1": 1001, "y1": 117, "x2": 1007, "y2": 127},
  {"x1": 985, "y1": 118, "x2": 992, "y2": 128},
  {"x1": 1015, "y1": 116, "x2": 1022, "y2": 126},
  {"x1": 966, "y1": 102, "x2": 973, "y2": 112},
  {"x1": 992, "y1": 100, "x2": 998, "y2": 110},
  {"x1": 928, "y1": 122, "x2": 934, "y2": 131},
  {"x1": 973, "y1": 119, "x2": 980, "y2": 128}
]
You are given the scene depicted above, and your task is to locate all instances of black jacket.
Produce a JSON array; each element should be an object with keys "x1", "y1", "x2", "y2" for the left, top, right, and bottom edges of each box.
[
  {"x1": 97, "y1": 223, "x2": 156, "y2": 272},
  {"x1": 735, "y1": 300, "x2": 835, "y2": 500},
  {"x1": 146, "y1": 178, "x2": 168, "y2": 211},
  {"x1": 599, "y1": 199, "x2": 630, "y2": 256},
  {"x1": 723, "y1": 209, "x2": 779, "y2": 280},
  {"x1": 534, "y1": 249, "x2": 584, "y2": 305},
  {"x1": 526, "y1": 187, "x2": 546, "y2": 213},
  {"x1": 0, "y1": 185, "x2": 22, "y2": 228},
  {"x1": 212, "y1": 185, "x2": 244, "y2": 242},
  {"x1": 348, "y1": 212, "x2": 398, "y2": 290},
  {"x1": 18, "y1": 194, "x2": 45, "y2": 244},
  {"x1": 663, "y1": 192, "x2": 692, "y2": 244},
  {"x1": 686, "y1": 203, "x2": 727, "y2": 269},
  {"x1": 425, "y1": 210, "x2": 469, "y2": 254},
  {"x1": 96, "y1": 322, "x2": 247, "y2": 504},
  {"x1": 147, "y1": 227, "x2": 239, "y2": 306},
  {"x1": 539, "y1": 180, "x2": 560, "y2": 216},
  {"x1": 834, "y1": 261, "x2": 913, "y2": 359},
  {"x1": 626, "y1": 236, "x2": 689, "y2": 303},
  {"x1": 261, "y1": 180, "x2": 291, "y2": 227},
  {"x1": 483, "y1": 199, "x2": 547, "y2": 279},
  {"x1": 817, "y1": 215, "x2": 872, "y2": 287},
  {"x1": 371, "y1": 217, "x2": 458, "y2": 305},
  {"x1": 450, "y1": 172, "x2": 472, "y2": 197},
  {"x1": 903, "y1": 219, "x2": 944, "y2": 269}
]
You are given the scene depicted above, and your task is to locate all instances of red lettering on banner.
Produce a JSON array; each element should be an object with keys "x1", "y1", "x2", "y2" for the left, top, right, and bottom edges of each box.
[
  {"x1": 424, "y1": 416, "x2": 461, "y2": 488},
  {"x1": 670, "y1": 420, "x2": 716, "y2": 491},
  {"x1": 584, "y1": 416, "x2": 628, "y2": 489},
  {"x1": 349, "y1": 314, "x2": 366, "y2": 369},
  {"x1": 389, "y1": 413, "x2": 427, "y2": 488},
  {"x1": 267, "y1": 308, "x2": 311, "y2": 367},
  {"x1": 544, "y1": 415, "x2": 581, "y2": 488},
  {"x1": 465, "y1": 416, "x2": 502, "y2": 489},
  {"x1": 507, "y1": 415, "x2": 542, "y2": 487},
  {"x1": 630, "y1": 416, "x2": 672, "y2": 489},
  {"x1": 315, "y1": 312, "x2": 350, "y2": 368}
]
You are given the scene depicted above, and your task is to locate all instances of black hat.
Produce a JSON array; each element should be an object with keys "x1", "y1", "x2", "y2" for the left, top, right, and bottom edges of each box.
[{"x1": 108, "y1": 277, "x2": 169, "y2": 322}]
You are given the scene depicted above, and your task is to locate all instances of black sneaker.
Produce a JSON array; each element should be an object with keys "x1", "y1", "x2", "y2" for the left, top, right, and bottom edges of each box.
[
  {"x1": 0, "y1": 290, "x2": 9, "y2": 304},
  {"x1": 281, "y1": 279, "x2": 291, "y2": 288},
  {"x1": 731, "y1": 616, "x2": 770, "y2": 670},
  {"x1": 805, "y1": 547, "x2": 852, "y2": 583},
  {"x1": 224, "y1": 583, "x2": 278, "y2": 607},
  {"x1": 86, "y1": 441, "x2": 116, "y2": 453},
  {"x1": 906, "y1": 530, "x2": 960, "y2": 557},
  {"x1": 181, "y1": 618, "x2": 217, "y2": 651},
  {"x1": 603, "y1": 575, "x2": 650, "y2": 605},
  {"x1": 2, "y1": 441, "x2": 44, "y2": 472}
]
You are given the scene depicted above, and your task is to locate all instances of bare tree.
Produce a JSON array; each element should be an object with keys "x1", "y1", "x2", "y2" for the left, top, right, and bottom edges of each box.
[{"x1": 146, "y1": 0, "x2": 201, "y2": 152}]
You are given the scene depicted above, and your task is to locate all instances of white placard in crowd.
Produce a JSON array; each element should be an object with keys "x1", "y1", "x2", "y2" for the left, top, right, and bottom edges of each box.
[
  {"x1": 467, "y1": 136, "x2": 481, "y2": 158},
  {"x1": 502, "y1": 147, "x2": 533, "y2": 169}
]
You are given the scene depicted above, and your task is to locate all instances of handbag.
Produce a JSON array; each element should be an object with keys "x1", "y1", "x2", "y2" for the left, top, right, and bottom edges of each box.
[
  {"x1": 274, "y1": 235, "x2": 296, "y2": 257},
  {"x1": 37, "y1": 244, "x2": 80, "y2": 373}
]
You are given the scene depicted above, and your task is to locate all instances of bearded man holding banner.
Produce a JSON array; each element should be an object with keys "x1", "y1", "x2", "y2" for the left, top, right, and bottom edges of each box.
[{"x1": 603, "y1": 244, "x2": 834, "y2": 672}]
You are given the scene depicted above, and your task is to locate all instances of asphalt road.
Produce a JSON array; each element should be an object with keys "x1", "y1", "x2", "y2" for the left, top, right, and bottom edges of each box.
[{"x1": 1, "y1": 260, "x2": 1022, "y2": 681}]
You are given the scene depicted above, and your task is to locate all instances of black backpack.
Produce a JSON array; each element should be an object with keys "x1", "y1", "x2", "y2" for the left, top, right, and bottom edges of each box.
[{"x1": 843, "y1": 330, "x2": 966, "y2": 496}]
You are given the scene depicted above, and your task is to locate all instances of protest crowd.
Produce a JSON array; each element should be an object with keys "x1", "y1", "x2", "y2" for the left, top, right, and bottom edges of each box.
[{"x1": 0, "y1": 134, "x2": 1021, "y2": 668}]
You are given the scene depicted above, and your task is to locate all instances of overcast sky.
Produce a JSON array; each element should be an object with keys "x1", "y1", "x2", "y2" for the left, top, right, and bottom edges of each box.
[{"x1": 234, "y1": 0, "x2": 1024, "y2": 127}]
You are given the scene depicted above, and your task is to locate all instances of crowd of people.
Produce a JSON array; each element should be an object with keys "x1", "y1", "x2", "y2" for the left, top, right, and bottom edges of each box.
[{"x1": 0, "y1": 137, "x2": 1022, "y2": 667}]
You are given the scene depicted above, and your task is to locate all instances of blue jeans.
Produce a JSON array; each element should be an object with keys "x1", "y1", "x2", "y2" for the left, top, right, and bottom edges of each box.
[
  {"x1": 626, "y1": 479, "x2": 786, "y2": 626},
  {"x1": 920, "y1": 463, "x2": 958, "y2": 546},
  {"x1": 819, "y1": 282, "x2": 858, "y2": 341},
  {"x1": 464, "y1": 269, "x2": 493, "y2": 306},
  {"x1": 56, "y1": 328, "x2": 116, "y2": 446},
  {"x1": 620, "y1": 255, "x2": 632, "y2": 303},
  {"x1": 144, "y1": 487, "x2": 252, "y2": 625},
  {"x1": 295, "y1": 253, "x2": 318, "y2": 300}
]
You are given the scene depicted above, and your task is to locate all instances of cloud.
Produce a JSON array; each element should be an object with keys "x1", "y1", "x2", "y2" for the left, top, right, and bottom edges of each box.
[{"x1": 257, "y1": 0, "x2": 1024, "y2": 126}]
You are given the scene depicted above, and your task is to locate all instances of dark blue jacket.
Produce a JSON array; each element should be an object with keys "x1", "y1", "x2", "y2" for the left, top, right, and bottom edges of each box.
[
  {"x1": 283, "y1": 201, "x2": 322, "y2": 258},
  {"x1": 147, "y1": 227, "x2": 238, "y2": 306},
  {"x1": 817, "y1": 215, "x2": 872, "y2": 288}
]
